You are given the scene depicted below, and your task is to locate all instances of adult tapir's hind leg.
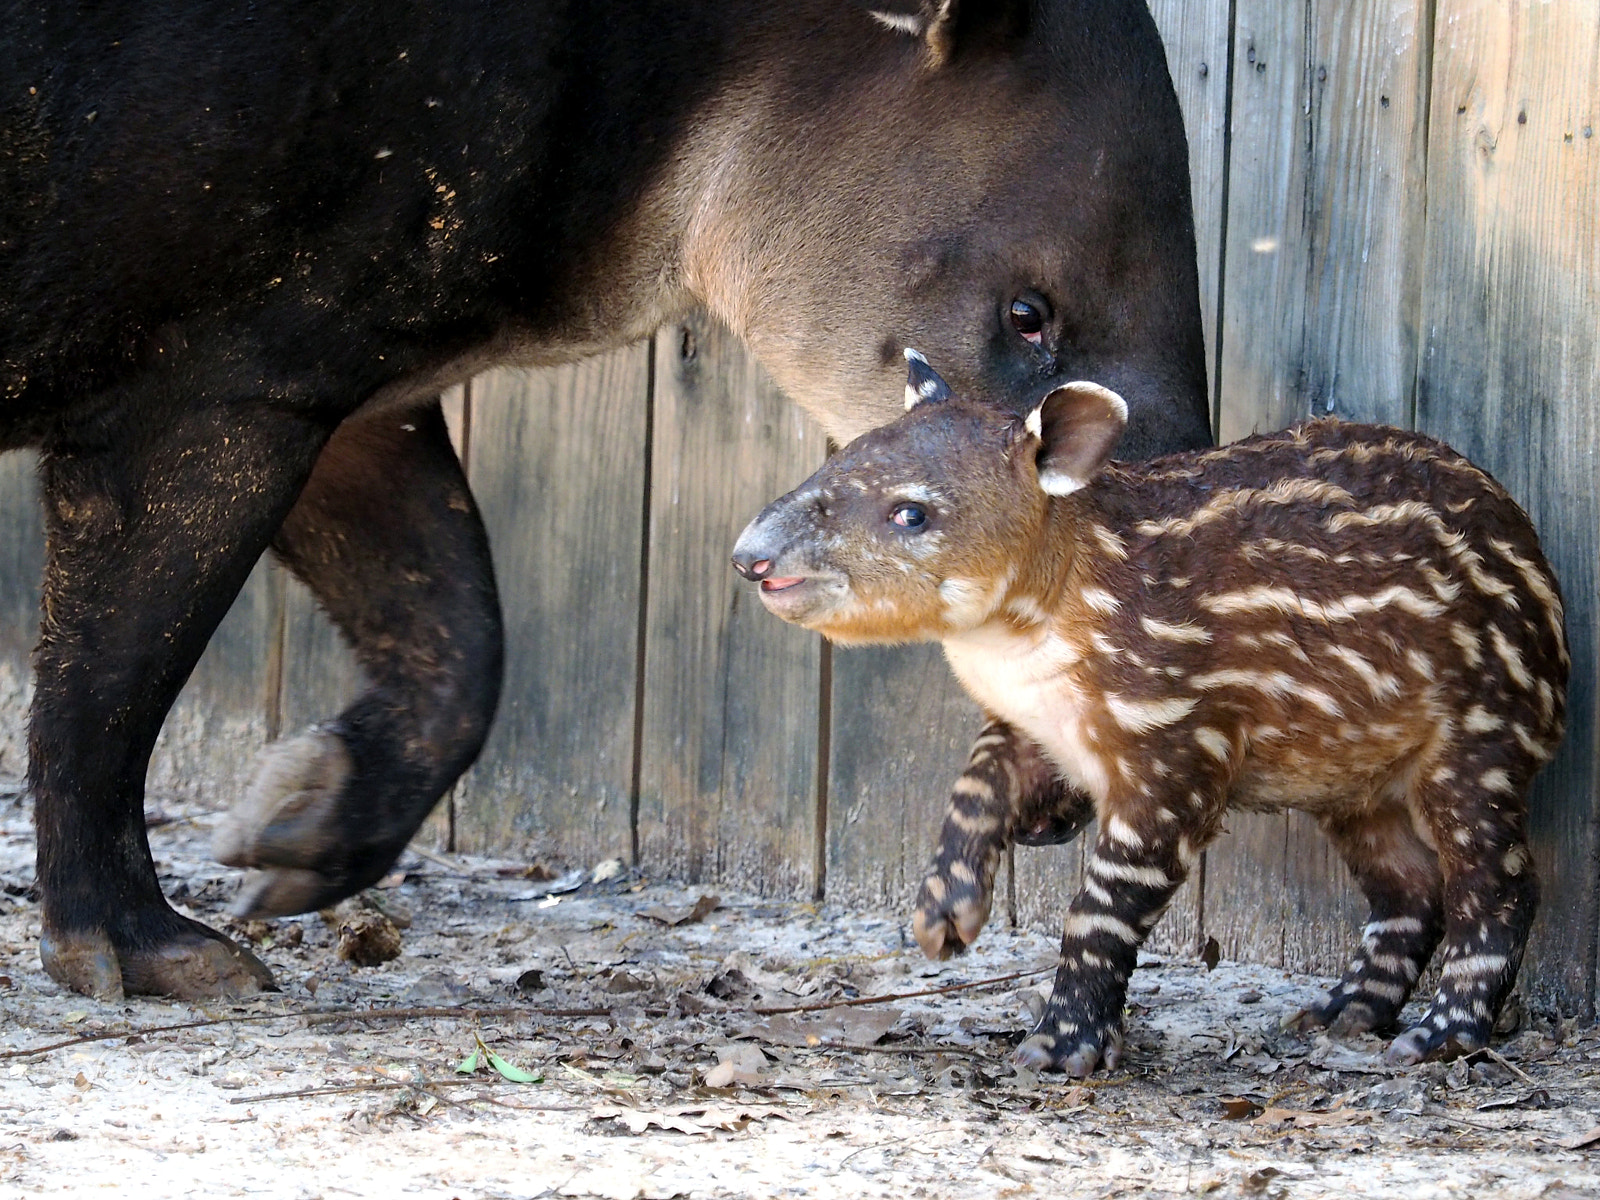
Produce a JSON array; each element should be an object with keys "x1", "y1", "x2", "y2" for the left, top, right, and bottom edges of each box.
[
  {"x1": 32, "y1": 398, "x2": 331, "y2": 999},
  {"x1": 214, "y1": 401, "x2": 503, "y2": 918}
]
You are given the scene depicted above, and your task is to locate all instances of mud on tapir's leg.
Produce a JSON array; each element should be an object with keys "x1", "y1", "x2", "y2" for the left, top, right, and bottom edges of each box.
[
  {"x1": 1286, "y1": 804, "x2": 1444, "y2": 1037},
  {"x1": 32, "y1": 399, "x2": 332, "y2": 1000},
  {"x1": 215, "y1": 401, "x2": 503, "y2": 918},
  {"x1": 914, "y1": 717, "x2": 1094, "y2": 959}
]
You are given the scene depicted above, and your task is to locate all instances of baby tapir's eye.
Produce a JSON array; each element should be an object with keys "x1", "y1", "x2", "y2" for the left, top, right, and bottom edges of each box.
[{"x1": 891, "y1": 502, "x2": 928, "y2": 530}]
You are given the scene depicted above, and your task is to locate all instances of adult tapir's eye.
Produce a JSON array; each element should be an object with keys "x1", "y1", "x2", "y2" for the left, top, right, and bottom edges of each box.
[
  {"x1": 1009, "y1": 297, "x2": 1046, "y2": 345},
  {"x1": 891, "y1": 502, "x2": 928, "y2": 530}
]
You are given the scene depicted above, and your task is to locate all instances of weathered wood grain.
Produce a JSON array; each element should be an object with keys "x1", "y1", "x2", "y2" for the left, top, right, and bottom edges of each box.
[
  {"x1": 1218, "y1": 0, "x2": 1432, "y2": 437},
  {"x1": 826, "y1": 643, "x2": 981, "y2": 913},
  {"x1": 1418, "y1": 0, "x2": 1599, "y2": 1016},
  {"x1": 452, "y1": 355, "x2": 650, "y2": 870},
  {"x1": 0, "y1": 452, "x2": 42, "y2": 784},
  {"x1": 1148, "y1": 0, "x2": 1235, "y2": 419},
  {"x1": 636, "y1": 316, "x2": 825, "y2": 897}
]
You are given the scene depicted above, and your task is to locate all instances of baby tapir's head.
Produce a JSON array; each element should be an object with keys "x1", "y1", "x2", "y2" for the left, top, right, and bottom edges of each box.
[{"x1": 732, "y1": 350, "x2": 1127, "y2": 644}]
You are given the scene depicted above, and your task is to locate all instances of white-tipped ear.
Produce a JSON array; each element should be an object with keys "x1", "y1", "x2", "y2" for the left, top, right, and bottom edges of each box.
[
  {"x1": 1027, "y1": 382, "x2": 1128, "y2": 497},
  {"x1": 868, "y1": 8, "x2": 925, "y2": 36},
  {"x1": 903, "y1": 347, "x2": 954, "y2": 410}
]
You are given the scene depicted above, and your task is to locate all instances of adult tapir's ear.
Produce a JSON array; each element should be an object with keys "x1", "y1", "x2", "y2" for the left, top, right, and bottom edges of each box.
[
  {"x1": 1025, "y1": 383, "x2": 1129, "y2": 496},
  {"x1": 867, "y1": 1, "x2": 1027, "y2": 67},
  {"x1": 903, "y1": 347, "x2": 954, "y2": 410}
]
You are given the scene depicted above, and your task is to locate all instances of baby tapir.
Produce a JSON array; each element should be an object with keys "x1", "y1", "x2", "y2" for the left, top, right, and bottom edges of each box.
[{"x1": 732, "y1": 350, "x2": 1568, "y2": 1076}]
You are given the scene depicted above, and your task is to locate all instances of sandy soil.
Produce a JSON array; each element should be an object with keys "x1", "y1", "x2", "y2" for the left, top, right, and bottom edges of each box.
[{"x1": 1, "y1": 783, "x2": 1598, "y2": 1200}]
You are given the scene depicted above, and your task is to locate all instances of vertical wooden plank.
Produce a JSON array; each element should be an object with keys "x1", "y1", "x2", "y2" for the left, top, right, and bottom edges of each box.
[
  {"x1": 1418, "y1": 0, "x2": 1599, "y2": 1016},
  {"x1": 636, "y1": 315, "x2": 824, "y2": 897},
  {"x1": 1147, "y1": 0, "x2": 1235, "y2": 413},
  {"x1": 1206, "y1": 0, "x2": 1432, "y2": 974},
  {"x1": 146, "y1": 564, "x2": 279, "y2": 812},
  {"x1": 0, "y1": 452, "x2": 42, "y2": 785},
  {"x1": 826, "y1": 644, "x2": 981, "y2": 912},
  {"x1": 452, "y1": 354, "x2": 650, "y2": 869},
  {"x1": 1218, "y1": 0, "x2": 1431, "y2": 438}
]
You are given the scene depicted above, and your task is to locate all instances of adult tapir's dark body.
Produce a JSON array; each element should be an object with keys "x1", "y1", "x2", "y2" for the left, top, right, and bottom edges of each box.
[{"x1": 0, "y1": 0, "x2": 1210, "y2": 999}]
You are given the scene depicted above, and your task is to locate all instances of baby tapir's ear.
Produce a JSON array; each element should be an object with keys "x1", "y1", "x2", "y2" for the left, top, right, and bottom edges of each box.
[
  {"x1": 1026, "y1": 382, "x2": 1129, "y2": 497},
  {"x1": 903, "y1": 347, "x2": 954, "y2": 410},
  {"x1": 868, "y1": 2, "x2": 1027, "y2": 68}
]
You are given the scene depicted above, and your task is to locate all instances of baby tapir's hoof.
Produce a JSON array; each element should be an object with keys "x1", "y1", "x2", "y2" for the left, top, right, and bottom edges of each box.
[
  {"x1": 1383, "y1": 1014, "x2": 1489, "y2": 1066},
  {"x1": 912, "y1": 870, "x2": 989, "y2": 960},
  {"x1": 1014, "y1": 1017, "x2": 1125, "y2": 1078}
]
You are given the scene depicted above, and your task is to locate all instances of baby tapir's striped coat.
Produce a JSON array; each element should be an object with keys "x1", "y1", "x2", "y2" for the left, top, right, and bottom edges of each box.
[{"x1": 732, "y1": 353, "x2": 1568, "y2": 1076}]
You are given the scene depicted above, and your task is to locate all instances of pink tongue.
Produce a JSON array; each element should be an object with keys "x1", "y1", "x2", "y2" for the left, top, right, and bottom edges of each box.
[{"x1": 761, "y1": 577, "x2": 805, "y2": 592}]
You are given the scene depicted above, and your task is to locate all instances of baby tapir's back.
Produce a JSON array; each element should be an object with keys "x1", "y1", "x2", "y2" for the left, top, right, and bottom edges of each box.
[{"x1": 1021, "y1": 419, "x2": 1570, "y2": 821}]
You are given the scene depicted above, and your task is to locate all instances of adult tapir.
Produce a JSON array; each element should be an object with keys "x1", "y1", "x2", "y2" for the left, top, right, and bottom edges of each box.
[{"x1": 0, "y1": 0, "x2": 1211, "y2": 999}]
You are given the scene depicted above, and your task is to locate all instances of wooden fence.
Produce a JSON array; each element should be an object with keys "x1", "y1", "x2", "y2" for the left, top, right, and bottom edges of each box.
[{"x1": 1, "y1": 0, "x2": 1595, "y2": 1016}]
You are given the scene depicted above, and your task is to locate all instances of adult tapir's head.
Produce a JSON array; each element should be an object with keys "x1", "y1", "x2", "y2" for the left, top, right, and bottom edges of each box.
[{"x1": 677, "y1": 0, "x2": 1211, "y2": 459}]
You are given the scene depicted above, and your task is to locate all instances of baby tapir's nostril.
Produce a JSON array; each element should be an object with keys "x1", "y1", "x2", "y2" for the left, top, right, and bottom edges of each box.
[{"x1": 731, "y1": 552, "x2": 773, "y2": 581}]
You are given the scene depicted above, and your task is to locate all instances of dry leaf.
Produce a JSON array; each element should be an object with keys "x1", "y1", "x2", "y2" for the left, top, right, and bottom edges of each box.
[
  {"x1": 1220, "y1": 1096, "x2": 1261, "y2": 1120},
  {"x1": 1252, "y1": 1104, "x2": 1368, "y2": 1129},
  {"x1": 1556, "y1": 1125, "x2": 1600, "y2": 1150},
  {"x1": 641, "y1": 894, "x2": 720, "y2": 926},
  {"x1": 704, "y1": 1044, "x2": 768, "y2": 1088},
  {"x1": 750, "y1": 1007, "x2": 903, "y2": 1049}
]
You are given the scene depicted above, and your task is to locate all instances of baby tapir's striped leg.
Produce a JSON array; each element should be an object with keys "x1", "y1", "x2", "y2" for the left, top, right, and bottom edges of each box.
[
  {"x1": 913, "y1": 719, "x2": 1093, "y2": 959},
  {"x1": 1015, "y1": 804, "x2": 1194, "y2": 1076},
  {"x1": 1387, "y1": 772, "x2": 1540, "y2": 1065},
  {"x1": 1288, "y1": 805, "x2": 1444, "y2": 1036}
]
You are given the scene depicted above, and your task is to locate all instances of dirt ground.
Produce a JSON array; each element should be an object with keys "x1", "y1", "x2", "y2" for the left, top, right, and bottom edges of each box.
[{"x1": 1, "y1": 783, "x2": 1598, "y2": 1200}]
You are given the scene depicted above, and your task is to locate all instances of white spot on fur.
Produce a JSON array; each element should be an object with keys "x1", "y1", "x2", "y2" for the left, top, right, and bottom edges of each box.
[
  {"x1": 1464, "y1": 706, "x2": 1504, "y2": 734},
  {"x1": 1104, "y1": 694, "x2": 1199, "y2": 733},
  {"x1": 1104, "y1": 814, "x2": 1145, "y2": 850},
  {"x1": 1090, "y1": 858, "x2": 1171, "y2": 889},
  {"x1": 1478, "y1": 768, "x2": 1517, "y2": 795},
  {"x1": 1139, "y1": 617, "x2": 1212, "y2": 644},
  {"x1": 1440, "y1": 953, "x2": 1509, "y2": 980},
  {"x1": 1064, "y1": 912, "x2": 1142, "y2": 945},
  {"x1": 1488, "y1": 625, "x2": 1534, "y2": 690},
  {"x1": 1080, "y1": 587, "x2": 1121, "y2": 615},
  {"x1": 1193, "y1": 727, "x2": 1232, "y2": 763}
]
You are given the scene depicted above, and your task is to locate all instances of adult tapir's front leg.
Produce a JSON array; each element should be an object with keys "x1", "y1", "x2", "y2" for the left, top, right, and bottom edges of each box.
[
  {"x1": 913, "y1": 717, "x2": 1094, "y2": 959},
  {"x1": 32, "y1": 398, "x2": 332, "y2": 999},
  {"x1": 214, "y1": 401, "x2": 503, "y2": 918}
]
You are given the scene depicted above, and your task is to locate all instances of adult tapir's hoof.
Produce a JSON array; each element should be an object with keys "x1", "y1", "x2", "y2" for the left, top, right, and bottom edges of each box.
[
  {"x1": 41, "y1": 918, "x2": 274, "y2": 1001},
  {"x1": 214, "y1": 729, "x2": 357, "y2": 918}
]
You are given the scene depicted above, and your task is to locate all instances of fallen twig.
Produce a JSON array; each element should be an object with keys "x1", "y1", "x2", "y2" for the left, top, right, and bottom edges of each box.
[
  {"x1": 0, "y1": 1004, "x2": 609, "y2": 1061},
  {"x1": 2, "y1": 967, "x2": 1050, "y2": 1061},
  {"x1": 227, "y1": 1078, "x2": 488, "y2": 1104},
  {"x1": 750, "y1": 967, "x2": 1053, "y2": 1015},
  {"x1": 792, "y1": 1040, "x2": 991, "y2": 1058},
  {"x1": 1472, "y1": 1045, "x2": 1539, "y2": 1088}
]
